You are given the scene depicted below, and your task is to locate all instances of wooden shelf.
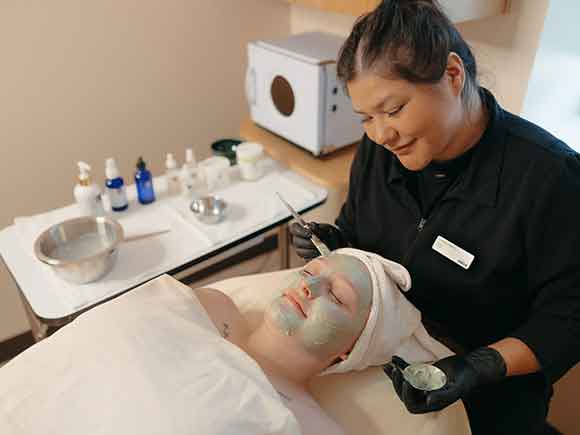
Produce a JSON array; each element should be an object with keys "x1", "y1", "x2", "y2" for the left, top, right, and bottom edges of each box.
[
  {"x1": 287, "y1": 0, "x2": 380, "y2": 16},
  {"x1": 284, "y1": 0, "x2": 511, "y2": 23},
  {"x1": 240, "y1": 119, "x2": 357, "y2": 191}
]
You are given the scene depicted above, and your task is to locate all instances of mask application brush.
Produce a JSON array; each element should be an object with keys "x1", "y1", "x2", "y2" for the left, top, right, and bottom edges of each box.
[{"x1": 275, "y1": 192, "x2": 331, "y2": 257}]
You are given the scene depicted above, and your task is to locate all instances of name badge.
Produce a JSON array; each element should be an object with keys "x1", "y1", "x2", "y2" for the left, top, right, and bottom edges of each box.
[{"x1": 432, "y1": 236, "x2": 474, "y2": 270}]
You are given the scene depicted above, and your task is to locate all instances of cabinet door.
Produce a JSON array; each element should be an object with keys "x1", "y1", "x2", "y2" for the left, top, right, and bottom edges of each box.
[{"x1": 285, "y1": 0, "x2": 510, "y2": 23}]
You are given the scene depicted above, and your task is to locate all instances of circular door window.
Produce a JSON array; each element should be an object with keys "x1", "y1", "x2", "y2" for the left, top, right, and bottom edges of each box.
[{"x1": 271, "y1": 75, "x2": 295, "y2": 117}]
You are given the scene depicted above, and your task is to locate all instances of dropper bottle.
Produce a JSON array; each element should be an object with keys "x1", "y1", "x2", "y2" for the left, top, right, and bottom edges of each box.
[
  {"x1": 135, "y1": 157, "x2": 156, "y2": 204},
  {"x1": 165, "y1": 153, "x2": 181, "y2": 196},
  {"x1": 185, "y1": 148, "x2": 196, "y2": 171}
]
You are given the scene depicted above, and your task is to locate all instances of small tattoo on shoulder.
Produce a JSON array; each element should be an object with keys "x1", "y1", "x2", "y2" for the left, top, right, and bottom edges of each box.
[
  {"x1": 221, "y1": 322, "x2": 230, "y2": 338},
  {"x1": 276, "y1": 390, "x2": 292, "y2": 401}
]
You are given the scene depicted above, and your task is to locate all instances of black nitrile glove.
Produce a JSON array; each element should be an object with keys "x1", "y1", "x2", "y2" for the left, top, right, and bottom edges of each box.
[
  {"x1": 383, "y1": 347, "x2": 507, "y2": 414},
  {"x1": 289, "y1": 222, "x2": 347, "y2": 259}
]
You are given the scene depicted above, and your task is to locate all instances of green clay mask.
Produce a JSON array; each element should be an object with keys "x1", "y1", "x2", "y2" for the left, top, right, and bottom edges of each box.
[{"x1": 265, "y1": 254, "x2": 373, "y2": 358}]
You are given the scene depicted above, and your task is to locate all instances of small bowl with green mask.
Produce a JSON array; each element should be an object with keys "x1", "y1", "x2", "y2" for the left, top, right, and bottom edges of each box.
[{"x1": 211, "y1": 138, "x2": 242, "y2": 166}]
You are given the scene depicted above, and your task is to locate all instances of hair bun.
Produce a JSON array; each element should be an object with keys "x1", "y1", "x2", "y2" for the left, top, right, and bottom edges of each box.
[{"x1": 337, "y1": 0, "x2": 478, "y2": 103}]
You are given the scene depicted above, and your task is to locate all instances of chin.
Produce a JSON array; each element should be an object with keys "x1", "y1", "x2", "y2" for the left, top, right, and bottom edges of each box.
[{"x1": 397, "y1": 154, "x2": 429, "y2": 171}]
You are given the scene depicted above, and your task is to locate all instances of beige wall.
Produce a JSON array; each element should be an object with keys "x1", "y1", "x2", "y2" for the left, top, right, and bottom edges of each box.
[
  {"x1": 0, "y1": 0, "x2": 290, "y2": 340},
  {"x1": 291, "y1": 1, "x2": 580, "y2": 434}
]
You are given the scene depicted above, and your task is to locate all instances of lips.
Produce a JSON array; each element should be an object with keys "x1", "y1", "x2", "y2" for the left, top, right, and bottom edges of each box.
[
  {"x1": 284, "y1": 293, "x2": 307, "y2": 318},
  {"x1": 390, "y1": 138, "x2": 416, "y2": 154}
]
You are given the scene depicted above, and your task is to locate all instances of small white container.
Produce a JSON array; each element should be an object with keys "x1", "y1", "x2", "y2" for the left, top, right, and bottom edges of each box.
[
  {"x1": 198, "y1": 156, "x2": 231, "y2": 192},
  {"x1": 236, "y1": 142, "x2": 264, "y2": 181},
  {"x1": 165, "y1": 153, "x2": 181, "y2": 196}
]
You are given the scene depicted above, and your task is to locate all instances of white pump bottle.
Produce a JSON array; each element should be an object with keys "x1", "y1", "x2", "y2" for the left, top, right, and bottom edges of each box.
[{"x1": 74, "y1": 161, "x2": 105, "y2": 217}]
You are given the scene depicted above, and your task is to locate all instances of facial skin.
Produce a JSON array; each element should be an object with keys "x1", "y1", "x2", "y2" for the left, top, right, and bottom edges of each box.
[
  {"x1": 347, "y1": 53, "x2": 485, "y2": 171},
  {"x1": 265, "y1": 254, "x2": 373, "y2": 361}
]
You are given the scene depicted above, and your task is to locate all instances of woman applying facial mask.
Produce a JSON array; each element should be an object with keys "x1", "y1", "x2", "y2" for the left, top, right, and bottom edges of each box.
[{"x1": 289, "y1": 2, "x2": 580, "y2": 433}]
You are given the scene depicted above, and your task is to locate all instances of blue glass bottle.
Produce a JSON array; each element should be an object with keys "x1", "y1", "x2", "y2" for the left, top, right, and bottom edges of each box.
[
  {"x1": 135, "y1": 157, "x2": 156, "y2": 204},
  {"x1": 105, "y1": 158, "x2": 129, "y2": 211}
]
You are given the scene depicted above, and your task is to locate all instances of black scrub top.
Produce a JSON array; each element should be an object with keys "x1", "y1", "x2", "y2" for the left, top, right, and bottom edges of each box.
[{"x1": 336, "y1": 89, "x2": 580, "y2": 431}]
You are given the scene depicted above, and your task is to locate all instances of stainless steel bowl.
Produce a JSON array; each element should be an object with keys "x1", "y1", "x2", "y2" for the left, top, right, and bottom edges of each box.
[
  {"x1": 190, "y1": 195, "x2": 227, "y2": 224},
  {"x1": 34, "y1": 216, "x2": 124, "y2": 284}
]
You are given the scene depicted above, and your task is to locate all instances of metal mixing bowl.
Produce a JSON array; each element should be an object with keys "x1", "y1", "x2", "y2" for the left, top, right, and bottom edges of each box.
[
  {"x1": 34, "y1": 216, "x2": 124, "y2": 284},
  {"x1": 190, "y1": 195, "x2": 227, "y2": 224}
]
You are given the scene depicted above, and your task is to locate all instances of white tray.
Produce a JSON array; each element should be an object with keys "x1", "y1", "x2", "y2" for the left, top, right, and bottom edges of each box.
[{"x1": 0, "y1": 159, "x2": 327, "y2": 320}]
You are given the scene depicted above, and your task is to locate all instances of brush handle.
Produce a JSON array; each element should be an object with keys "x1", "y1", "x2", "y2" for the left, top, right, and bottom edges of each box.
[{"x1": 123, "y1": 229, "x2": 171, "y2": 243}]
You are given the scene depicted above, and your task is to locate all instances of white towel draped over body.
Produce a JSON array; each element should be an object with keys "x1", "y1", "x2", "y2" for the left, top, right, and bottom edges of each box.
[
  {"x1": 0, "y1": 276, "x2": 301, "y2": 435},
  {"x1": 322, "y1": 248, "x2": 453, "y2": 376}
]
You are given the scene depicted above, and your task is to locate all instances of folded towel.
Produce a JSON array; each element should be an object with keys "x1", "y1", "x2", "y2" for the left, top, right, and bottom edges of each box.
[{"x1": 322, "y1": 248, "x2": 452, "y2": 375}]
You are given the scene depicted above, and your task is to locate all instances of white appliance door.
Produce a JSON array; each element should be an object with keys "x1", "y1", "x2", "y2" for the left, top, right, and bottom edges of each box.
[
  {"x1": 248, "y1": 43, "x2": 322, "y2": 153},
  {"x1": 323, "y1": 63, "x2": 364, "y2": 148}
]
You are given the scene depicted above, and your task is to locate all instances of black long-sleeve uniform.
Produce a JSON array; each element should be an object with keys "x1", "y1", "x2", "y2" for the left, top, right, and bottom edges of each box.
[{"x1": 335, "y1": 89, "x2": 580, "y2": 435}]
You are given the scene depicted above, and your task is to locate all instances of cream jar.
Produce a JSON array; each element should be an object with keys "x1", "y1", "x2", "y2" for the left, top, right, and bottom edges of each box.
[{"x1": 236, "y1": 142, "x2": 264, "y2": 181}]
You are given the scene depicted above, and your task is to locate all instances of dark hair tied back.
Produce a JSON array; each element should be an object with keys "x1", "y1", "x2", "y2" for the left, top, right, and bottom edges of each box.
[{"x1": 337, "y1": 0, "x2": 478, "y2": 101}]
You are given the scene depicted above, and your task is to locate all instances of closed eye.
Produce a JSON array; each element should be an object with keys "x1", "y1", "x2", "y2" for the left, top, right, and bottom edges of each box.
[
  {"x1": 329, "y1": 290, "x2": 342, "y2": 305},
  {"x1": 387, "y1": 104, "x2": 405, "y2": 117},
  {"x1": 360, "y1": 104, "x2": 404, "y2": 123}
]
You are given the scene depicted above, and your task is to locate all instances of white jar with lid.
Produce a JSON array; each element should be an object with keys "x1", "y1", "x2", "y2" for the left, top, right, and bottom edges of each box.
[{"x1": 236, "y1": 142, "x2": 264, "y2": 181}]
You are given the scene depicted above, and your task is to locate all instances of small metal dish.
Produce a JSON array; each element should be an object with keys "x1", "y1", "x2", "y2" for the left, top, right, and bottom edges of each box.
[
  {"x1": 34, "y1": 216, "x2": 124, "y2": 284},
  {"x1": 190, "y1": 195, "x2": 227, "y2": 224},
  {"x1": 403, "y1": 363, "x2": 448, "y2": 391}
]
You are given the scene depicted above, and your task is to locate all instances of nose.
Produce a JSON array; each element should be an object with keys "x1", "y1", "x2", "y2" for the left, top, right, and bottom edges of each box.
[
  {"x1": 300, "y1": 275, "x2": 326, "y2": 299},
  {"x1": 373, "y1": 121, "x2": 398, "y2": 147}
]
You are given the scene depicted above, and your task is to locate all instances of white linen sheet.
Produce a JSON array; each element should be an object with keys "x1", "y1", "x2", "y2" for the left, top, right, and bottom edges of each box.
[{"x1": 0, "y1": 275, "x2": 301, "y2": 435}]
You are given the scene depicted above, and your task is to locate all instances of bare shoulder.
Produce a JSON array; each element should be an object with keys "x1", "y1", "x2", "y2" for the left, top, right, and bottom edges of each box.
[
  {"x1": 194, "y1": 287, "x2": 238, "y2": 311},
  {"x1": 193, "y1": 287, "x2": 250, "y2": 346}
]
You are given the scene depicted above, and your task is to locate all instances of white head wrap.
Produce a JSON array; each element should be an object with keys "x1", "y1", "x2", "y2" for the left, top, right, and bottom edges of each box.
[{"x1": 321, "y1": 248, "x2": 453, "y2": 375}]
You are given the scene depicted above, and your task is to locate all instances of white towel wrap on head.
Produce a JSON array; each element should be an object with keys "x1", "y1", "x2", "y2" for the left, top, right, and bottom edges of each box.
[{"x1": 321, "y1": 248, "x2": 453, "y2": 375}]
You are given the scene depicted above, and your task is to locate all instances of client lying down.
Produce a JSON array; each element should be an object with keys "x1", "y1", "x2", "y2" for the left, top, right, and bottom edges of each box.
[
  {"x1": 196, "y1": 251, "x2": 373, "y2": 435},
  {"x1": 197, "y1": 248, "x2": 453, "y2": 435},
  {"x1": 0, "y1": 248, "x2": 459, "y2": 435}
]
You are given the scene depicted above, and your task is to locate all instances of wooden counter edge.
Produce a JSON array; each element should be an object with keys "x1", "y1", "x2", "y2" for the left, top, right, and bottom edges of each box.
[{"x1": 239, "y1": 119, "x2": 357, "y2": 190}]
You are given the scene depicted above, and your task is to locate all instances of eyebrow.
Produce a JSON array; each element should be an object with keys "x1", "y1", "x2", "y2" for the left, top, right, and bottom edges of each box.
[
  {"x1": 308, "y1": 258, "x2": 327, "y2": 270},
  {"x1": 353, "y1": 95, "x2": 394, "y2": 115}
]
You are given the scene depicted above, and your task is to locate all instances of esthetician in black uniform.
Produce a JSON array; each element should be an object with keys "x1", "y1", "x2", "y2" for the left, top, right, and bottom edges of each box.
[{"x1": 289, "y1": 1, "x2": 580, "y2": 434}]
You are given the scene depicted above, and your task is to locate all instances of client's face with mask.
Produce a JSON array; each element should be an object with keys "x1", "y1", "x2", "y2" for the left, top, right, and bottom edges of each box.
[{"x1": 265, "y1": 254, "x2": 373, "y2": 361}]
